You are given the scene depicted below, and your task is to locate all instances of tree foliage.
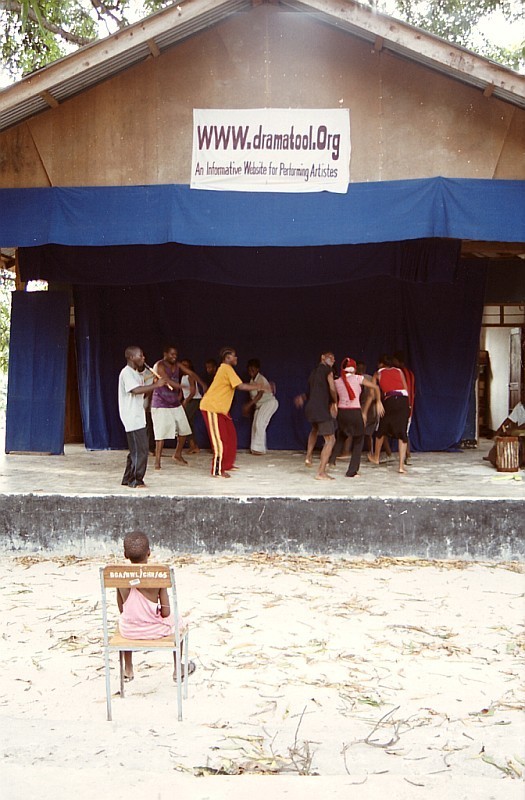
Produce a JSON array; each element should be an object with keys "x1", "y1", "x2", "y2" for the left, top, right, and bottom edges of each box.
[
  {"x1": 0, "y1": 0, "x2": 523, "y2": 77},
  {"x1": 0, "y1": 0, "x2": 170, "y2": 77},
  {"x1": 388, "y1": 0, "x2": 524, "y2": 71},
  {"x1": 0, "y1": 272, "x2": 15, "y2": 375}
]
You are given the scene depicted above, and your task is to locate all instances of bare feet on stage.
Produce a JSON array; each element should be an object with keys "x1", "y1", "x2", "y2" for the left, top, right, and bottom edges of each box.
[
  {"x1": 123, "y1": 668, "x2": 134, "y2": 683},
  {"x1": 173, "y1": 455, "x2": 188, "y2": 466},
  {"x1": 187, "y1": 447, "x2": 200, "y2": 455},
  {"x1": 305, "y1": 458, "x2": 313, "y2": 467},
  {"x1": 315, "y1": 473, "x2": 335, "y2": 481},
  {"x1": 367, "y1": 454, "x2": 380, "y2": 465}
]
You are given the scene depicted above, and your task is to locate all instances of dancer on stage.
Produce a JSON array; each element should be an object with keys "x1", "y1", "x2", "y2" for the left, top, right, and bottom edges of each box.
[
  {"x1": 243, "y1": 358, "x2": 279, "y2": 455},
  {"x1": 295, "y1": 351, "x2": 338, "y2": 481},
  {"x1": 151, "y1": 345, "x2": 206, "y2": 470},
  {"x1": 329, "y1": 357, "x2": 383, "y2": 478},
  {"x1": 118, "y1": 346, "x2": 166, "y2": 488},
  {"x1": 368, "y1": 355, "x2": 410, "y2": 474},
  {"x1": 200, "y1": 347, "x2": 272, "y2": 477},
  {"x1": 392, "y1": 351, "x2": 416, "y2": 464}
]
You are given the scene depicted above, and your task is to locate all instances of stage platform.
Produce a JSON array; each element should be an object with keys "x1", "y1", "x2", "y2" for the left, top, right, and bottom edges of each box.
[{"x1": 0, "y1": 437, "x2": 523, "y2": 559}]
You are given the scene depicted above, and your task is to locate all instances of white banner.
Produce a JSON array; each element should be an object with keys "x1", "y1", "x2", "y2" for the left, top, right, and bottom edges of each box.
[{"x1": 191, "y1": 108, "x2": 350, "y2": 193}]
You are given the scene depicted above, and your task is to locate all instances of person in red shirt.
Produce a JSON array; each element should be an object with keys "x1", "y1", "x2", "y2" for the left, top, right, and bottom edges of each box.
[
  {"x1": 392, "y1": 351, "x2": 415, "y2": 465},
  {"x1": 368, "y1": 355, "x2": 410, "y2": 474}
]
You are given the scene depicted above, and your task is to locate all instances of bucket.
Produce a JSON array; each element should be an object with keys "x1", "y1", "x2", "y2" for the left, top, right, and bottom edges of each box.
[{"x1": 495, "y1": 436, "x2": 520, "y2": 473}]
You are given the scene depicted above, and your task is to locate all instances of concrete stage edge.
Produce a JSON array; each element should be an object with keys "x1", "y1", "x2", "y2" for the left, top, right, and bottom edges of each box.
[{"x1": 1, "y1": 494, "x2": 523, "y2": 560}]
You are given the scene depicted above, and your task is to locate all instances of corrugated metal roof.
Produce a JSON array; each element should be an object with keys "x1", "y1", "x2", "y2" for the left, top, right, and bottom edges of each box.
[{"x1": 0, "y1": 0, "x2": 524, "y2": 134}]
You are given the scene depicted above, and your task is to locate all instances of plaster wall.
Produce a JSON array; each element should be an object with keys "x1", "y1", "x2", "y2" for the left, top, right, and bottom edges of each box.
[
  {"x1": 1, "y1": 6, "x2": 523, "y2": 188},
  {"x1": 1, "y1": 495, "x2": 523, "y2": 560}
]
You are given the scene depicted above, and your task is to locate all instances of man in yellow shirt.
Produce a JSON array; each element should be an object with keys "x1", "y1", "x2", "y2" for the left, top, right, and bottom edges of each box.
[{"x1": 200, "y1": 347, "x2": 272, "y2": 477}]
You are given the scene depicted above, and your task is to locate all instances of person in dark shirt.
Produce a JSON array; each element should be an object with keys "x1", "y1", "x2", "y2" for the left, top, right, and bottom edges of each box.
[{"x1": 295, "y1": 351, "x2": 337, "y2": 480}]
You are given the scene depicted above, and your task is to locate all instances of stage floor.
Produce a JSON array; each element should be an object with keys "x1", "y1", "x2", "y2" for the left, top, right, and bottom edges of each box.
[{"x1": 0, "y1": 437, "x2": 523, "y2": 501}]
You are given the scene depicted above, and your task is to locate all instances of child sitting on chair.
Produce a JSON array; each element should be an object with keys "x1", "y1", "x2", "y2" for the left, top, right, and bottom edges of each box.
[{"x1": 117, "y1": 530, "x2": 195, "y2": 682}]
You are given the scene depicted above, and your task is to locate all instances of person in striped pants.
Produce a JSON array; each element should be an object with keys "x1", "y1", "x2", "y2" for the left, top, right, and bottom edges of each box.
[{"x1": 200, "y1": 347, "x2": 272, "y2": 477}]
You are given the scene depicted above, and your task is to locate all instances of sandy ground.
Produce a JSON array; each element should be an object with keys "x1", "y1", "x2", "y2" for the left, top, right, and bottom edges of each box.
[{"x1": 0, "y1": 553, "x2": 524, "y2": 799}]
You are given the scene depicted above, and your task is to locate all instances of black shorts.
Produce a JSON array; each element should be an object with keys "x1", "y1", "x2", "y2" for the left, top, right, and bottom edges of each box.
[
  {"x1": 311, "y1": 418, "x2": 336, "y2": 436},
  {"x1": 377, "y1": 396, "x2": 409, "y2": 442}
]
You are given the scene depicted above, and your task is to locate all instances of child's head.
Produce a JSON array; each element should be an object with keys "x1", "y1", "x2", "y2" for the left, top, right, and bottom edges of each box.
[{"x1": 123, "y1": 531, "x2": 150, "y2": 563}]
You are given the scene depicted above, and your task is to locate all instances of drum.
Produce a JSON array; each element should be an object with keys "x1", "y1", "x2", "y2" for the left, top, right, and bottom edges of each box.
[{"x1": 495, "y1": 436, "x2": 520, "y2": 473}]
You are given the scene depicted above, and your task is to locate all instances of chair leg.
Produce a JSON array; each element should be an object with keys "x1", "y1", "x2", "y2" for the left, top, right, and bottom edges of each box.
[
  {"x1": 183, "y1": 631, "x2": 189, "y2": 700},
  {"x1": 119, "y1": 651, "x2": 125, "y2": 698},
  {"x1": 104, "y1": 648, "x2": 112, "y2": 722},
  {"x1": 174, "y1": 647, "x2": 183, "y2": 722}
]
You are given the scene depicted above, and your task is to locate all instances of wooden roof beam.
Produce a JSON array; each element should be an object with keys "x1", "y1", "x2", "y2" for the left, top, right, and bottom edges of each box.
[
  {"x1": 147, "y1": 38, "x2": 161, "y2": 57},
  {"x1": 39, "y1": 90, "x2": 59, "y2": 108}
]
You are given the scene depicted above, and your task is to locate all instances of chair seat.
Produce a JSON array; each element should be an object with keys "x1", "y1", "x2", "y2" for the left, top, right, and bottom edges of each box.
[{"x1": 109, "y1": 627, "x2": 178, "y2": 650}]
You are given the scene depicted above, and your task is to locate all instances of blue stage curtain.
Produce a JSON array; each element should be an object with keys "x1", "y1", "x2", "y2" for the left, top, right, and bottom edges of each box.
[
  {"x1": 19, "y1": 239, "x2": 461, "y2": 286},
  {"x1": 5, "y1": 291, "x2": 70, "y2": 454},
  {"x1": 73, "y1": 259, "x2": 487, "y2": 453}
]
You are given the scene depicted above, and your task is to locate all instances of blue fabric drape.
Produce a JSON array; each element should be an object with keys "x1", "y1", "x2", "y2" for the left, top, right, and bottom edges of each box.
[
  {"x1": 5, "y1": 291, "x2": 70, "y2": 454},
  {"x1": 2, "y1": 178, "x2": 524, "y2": 248},
  {"x1": 74, "y1": 260, "x2": 486, "y2": 453},
  {"x1": 19, "y1": 239, "x2": 461, "y2": 286}
]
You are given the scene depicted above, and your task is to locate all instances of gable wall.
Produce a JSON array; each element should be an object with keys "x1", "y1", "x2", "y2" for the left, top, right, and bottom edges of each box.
[{"x1": 1, "y1": 6, "x2": 523, "y2": 188}]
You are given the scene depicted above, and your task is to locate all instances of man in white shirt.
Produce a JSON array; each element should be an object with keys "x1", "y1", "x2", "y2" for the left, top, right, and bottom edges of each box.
[
  {"x1": 243, "y1": 358, "x2": 279, "y2": 455},
  {"x1": 118, "y1": 346, "x2": 166, "y2": 488}
]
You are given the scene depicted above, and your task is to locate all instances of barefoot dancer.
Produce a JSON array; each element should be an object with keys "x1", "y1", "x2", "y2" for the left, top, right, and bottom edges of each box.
[
  {"x1": 151, "y1": 345, "x2": 205, "y2": 470},
  {"x1": 200, "y1": 347, "x2": 272, "y2": 477},
  {"x1": 295, "y1": 351, "x2": 337, "y2": 480},
  {"x1": 329, "y1": 357, "x2": 384, "y2": 478},
  {"x1": 117, "y1": 531, "x2": 195, "y2": 683},
  {"x1": 392, "y1": 351, "x2": 416, "y2": 464},
  {"x1": 368, "y1": 355, "x2": 410, "y2": 474},
  {"x1": 243, "y1": 358, "x2": 279, "y2": 455}
]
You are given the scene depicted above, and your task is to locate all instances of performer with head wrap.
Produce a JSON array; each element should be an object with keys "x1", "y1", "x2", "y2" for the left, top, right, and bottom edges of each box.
[{"x1": 329, "y1": 357, "x2": 384, "y2": 478}]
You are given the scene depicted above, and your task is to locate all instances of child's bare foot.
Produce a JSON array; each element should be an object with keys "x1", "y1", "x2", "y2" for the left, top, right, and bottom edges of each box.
[
  {"x1": 173, "y1": 661, "x2": 196, "y2": 681},
  {"x1": 173, "y1": 455, "x2": 188, "y2": 465},
  {"x1": 305, "y1": 458, "x2": 313, "y2": 467},
  {"x1": 399, "y1": 466, "x2": 407, "y2": 474},
  {"x1": 154, "y1": 464, "x2": 161, "y2": 470},
  {"x1": 123, "y1": 668, "x2": 134, "y2": 682},
  {"x1": 367, "y1": 454, "x2": 380, "y2": 465},
  {"x1": 315, "y1": 473, "x2": 334, "y2": 480}
]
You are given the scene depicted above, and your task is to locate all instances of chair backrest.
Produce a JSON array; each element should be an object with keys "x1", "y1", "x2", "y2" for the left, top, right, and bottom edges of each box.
[{"x1": 102, "y1": 564, "x2": 172, "y2": 589}]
